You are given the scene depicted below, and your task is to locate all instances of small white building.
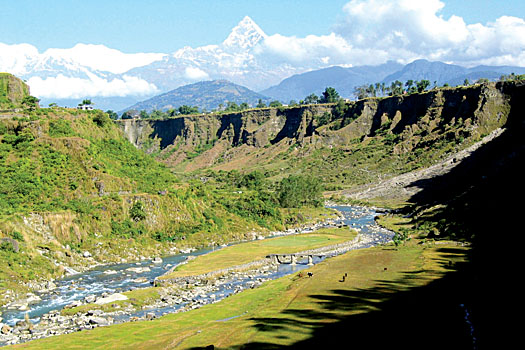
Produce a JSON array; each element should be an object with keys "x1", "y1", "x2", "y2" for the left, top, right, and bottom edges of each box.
[{"x1": 77, "y1": 105, "x2": 93, "y2": 110}]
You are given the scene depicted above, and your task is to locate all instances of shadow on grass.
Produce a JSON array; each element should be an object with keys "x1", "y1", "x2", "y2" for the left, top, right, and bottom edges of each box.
[{"x1": 189, "y1": 252, "x2": 478, "y2": 350}]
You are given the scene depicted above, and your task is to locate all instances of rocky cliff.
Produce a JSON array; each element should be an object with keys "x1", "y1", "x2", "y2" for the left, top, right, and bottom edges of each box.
[
  {"x1": 119, "y1": 82, "x2": 519, "y2": 182},
  {"x1": 0, "y1": 73, "x2": 30, "y2": 109}
]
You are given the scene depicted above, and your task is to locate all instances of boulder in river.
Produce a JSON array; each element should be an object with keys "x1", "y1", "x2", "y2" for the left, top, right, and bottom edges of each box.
[
  {"x1": 1, "y1": 323, "x2": 12, "y2": 334},
  {"x1": 133, "y1": 277, "x2": 148, "y2": 283},
  {"x1": 84, "y1": 295, "x2": 97, "y2": 303},
  {"x1": 95, "y1": 293, "x2": 128, "y2": 305},
  {"x1": 126, "y1": 266, "x2": 151, "y2": 273},
  {"x1": 88, "y1": 316, "x2": 110, "y2": 326}
]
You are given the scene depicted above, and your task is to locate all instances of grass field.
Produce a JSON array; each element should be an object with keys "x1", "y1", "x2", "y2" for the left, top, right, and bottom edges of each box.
[
  {"x1": 161, "y1": 227, "x2": 355, "y2": 279},
  {"x1": 10, "y1": 239, "x2": 473, "y2": 349}
]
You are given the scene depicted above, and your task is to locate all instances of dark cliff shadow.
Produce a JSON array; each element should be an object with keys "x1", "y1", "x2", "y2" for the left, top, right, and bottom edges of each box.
[
  {"x1": 150, "y1": 118, "x2": 186, "y2": 149},
  {"x1": 397, "y1": 81, "x2": 524, "y2": 348},
  {"x1": 217, "y1": 114, "x2": 243, "y2": 146},
  {"x1": 270, "y1": 109, "x2": 302, "y2": 145},
  {"x1": 188, "y1": 83, "x2": 525, "y2": 350}
]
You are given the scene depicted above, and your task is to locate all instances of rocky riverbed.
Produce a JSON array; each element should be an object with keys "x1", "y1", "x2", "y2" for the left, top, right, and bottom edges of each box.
[{"x1": 0, "y1": 205, "x2": 393, "y2": 346}]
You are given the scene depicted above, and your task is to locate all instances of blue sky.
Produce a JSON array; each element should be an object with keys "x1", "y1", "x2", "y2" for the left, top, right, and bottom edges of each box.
[
  {"x1": 1, "y1": 0, "x2": 524, "y2": 53},
  {"x1": 2, "y1": 0, "x2": 524, "y2": 102}
]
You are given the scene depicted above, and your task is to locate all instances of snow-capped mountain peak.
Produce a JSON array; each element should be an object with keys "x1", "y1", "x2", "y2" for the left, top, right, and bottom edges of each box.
[{"x1": 223, "y1": 16, "x2": 267, "y2": 49}]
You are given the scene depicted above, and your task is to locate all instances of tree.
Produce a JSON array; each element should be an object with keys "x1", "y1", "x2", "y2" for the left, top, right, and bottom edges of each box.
[
  {"x1": 21, "y1": 96, "x2": 40, "y2": 111},
  {"x1": 239, "y1": 102, "x2": 250, "y2": 110},
  {"x1": 81, "y1": 99, "x2": 92, "y2": 106},
  {"x1": 239, "y1": 171, "x2": 266, "y2": 190},
  {"x1": 130, "y1": 201, "x2": 146, "y2": 221},
  {"x1": 178, "y1": 105, "x2": 199, "y2": 115},
  {"x1": 277, "y1": 175, "x2": 323, "y2": 208},
  {"x1": 269, "y1": 100, "x2": 282, "y2": 107},
  {"x1": 380, "y1": 82, "x2": 386, "y2": 96},
  {"x1": 405, "y1": 80, "x2": 417, "y2": 94},
  {"x1": 303, "y1": 93, "x2": 319, "y2": 105},
  {"x1": 354, "y1": 85, "x2": 369, "y2": 100},
  {"x1": 333, "y1": 99, "x2": 348, "y2": 119},
  {"x1": 389, "y1": 80, "x2": 404, "y2": 96},
  {"x1": 366, "y1": 84, "x2": 376, "y2": 97},
  {"x1": 121, "y1": 111, "x2": 134, "y2": 119},
  {"x1": 92, "y1": 110, "x2": 111, "y2": 127},
  {"x1": 416, "y1": 79, "x2": 431, "y2": 93},
  {"x1": 224, "y1": 101, "x2": 240, "y2": 112},
  {"x1": 320, "y1": 87, "x2": 340, "y2": 103},
  {"x1": 464, "y1": 78, "x2": 470, "y2": 86},
  {"x1": 139, "y1": 110, "x2": 149, "y2": 119},
  {"x1": 256, "y1": 99, "x2": 266, "y2": 108},
  {"x1": 106, "y1": 110, "x2": 119, "y2": 120}
]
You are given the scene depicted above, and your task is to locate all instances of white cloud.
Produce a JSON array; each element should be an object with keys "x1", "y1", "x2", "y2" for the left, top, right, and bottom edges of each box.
[
  {"x1": 0, "y1": 42, "x2": 164, "y2": 99},
  {"x1": 42, "y1": 43, "x2": 165, "y2": 74},
  {"x1": 0, "y1": 43, "x2": 39, "y2": 76},
  {"x1": 257, "y1": 32, "x2": 364, "y2": 65},
  {"x1": 251, "y1": 0, "x2": 525, "y2": 68},
  {"x1": 27, "y1": 74, "x2": 159, "y2": 99},
  {"x1": 334, "y1": 0, "x2": 525, "y2": 66},
  {"x1": 184, "y1": 66, "x2": 209, "y2": 80}
]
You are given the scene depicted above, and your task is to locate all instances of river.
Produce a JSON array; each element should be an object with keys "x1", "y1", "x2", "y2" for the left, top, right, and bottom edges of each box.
[{"x1": 0, "y1": 205, "x2": 393, "y2": 346}]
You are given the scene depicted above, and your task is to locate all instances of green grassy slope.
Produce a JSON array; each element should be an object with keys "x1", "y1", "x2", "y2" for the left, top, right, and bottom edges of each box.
[{"x1": 0, "y1": 105, "x2": 331, "y2": 298}]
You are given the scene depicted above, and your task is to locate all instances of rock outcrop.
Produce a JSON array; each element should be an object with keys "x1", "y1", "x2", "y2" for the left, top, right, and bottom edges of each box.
[{"x1": 119, "y1": 82, "x2": 520, "y2": 176}]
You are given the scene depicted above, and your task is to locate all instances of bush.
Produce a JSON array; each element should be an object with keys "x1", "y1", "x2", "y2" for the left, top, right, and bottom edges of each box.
[
  {"x1": 130, "y1": 201, "x2": 147, "y2": 221},
  {"x1": 92, "y1": 110, "x2": 111, "y2": 127},
  {"x1": 111, "y1": 219, "x2": 146, "y2": 238},
  {"x1": 48, "y1": 119, "x2": 75, "y2": 137},
  {"x1": 10, "y1": 231, "x2": 24, "y2": 241},
  {"x1": 0, "y1": 238, "x2": 19, "y2": 253}
]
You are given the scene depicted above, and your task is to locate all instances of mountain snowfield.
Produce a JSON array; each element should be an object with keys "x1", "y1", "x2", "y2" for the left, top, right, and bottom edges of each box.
[{"x1": 0, "y1": 16, "x2": 320, "y2": 109}]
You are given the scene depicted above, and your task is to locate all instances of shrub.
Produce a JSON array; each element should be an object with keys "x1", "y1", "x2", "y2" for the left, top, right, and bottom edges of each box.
[
  {"x1": 130, "y1": 201, "x2": 147, "y2": 221},
  {"x1": 48, "y1": 119, "x2": 75, "y2": 137},
  {"x1": 92, "y1": 110, "x2": 111, "y2": 127}
]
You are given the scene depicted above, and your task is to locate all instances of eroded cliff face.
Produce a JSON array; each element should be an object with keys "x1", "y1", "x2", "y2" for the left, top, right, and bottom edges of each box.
[
  {"x1": 119, "y1": 82, "x2": 520, "y2": 173},
  {"x1": 119, "y1": 105, "x2": 332, "y2": 170}
]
